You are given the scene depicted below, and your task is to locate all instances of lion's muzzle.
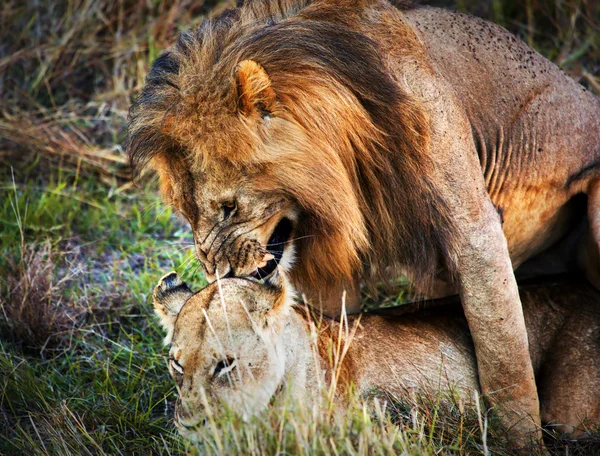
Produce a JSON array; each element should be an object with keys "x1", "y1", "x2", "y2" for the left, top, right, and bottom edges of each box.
[{"x1": 197, "y1": 214, "x2": 295, "y2": 283}]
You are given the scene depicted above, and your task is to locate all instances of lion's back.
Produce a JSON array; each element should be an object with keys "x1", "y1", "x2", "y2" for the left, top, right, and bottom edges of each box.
[
  {"x1": 402, "y1": 6, "x2": 600, "y2": 174},
  {"x1": 400, "y1": 6, "x2": 600, "y2": 265}
]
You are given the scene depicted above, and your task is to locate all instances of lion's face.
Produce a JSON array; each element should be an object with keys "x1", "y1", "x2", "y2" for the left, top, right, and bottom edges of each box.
[
  {"x1": 154, "y1": 272, "x2": 294, "y2": 441},
  {"x1": 143, "y1": 57, "x2": 313, "y2": 284},
  {"x1": 163, "y1": 155, "x2": 298, "y2": 283}
]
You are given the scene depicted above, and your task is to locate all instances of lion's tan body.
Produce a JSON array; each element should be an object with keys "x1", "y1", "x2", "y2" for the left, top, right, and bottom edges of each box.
[
  {"x1": 153, "y1": 273, "x2": 600, "y2": 441},
  {"x1": 129, "y1": 0, "x2": 600, "y2": 444},
  {"x1": 400, "y1": 7, "x2": 600, "y2": 268}
]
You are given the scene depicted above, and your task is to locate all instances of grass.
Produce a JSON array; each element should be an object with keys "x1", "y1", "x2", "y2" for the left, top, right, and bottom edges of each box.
[
  {"x1": 0, "y1": 0, "x2": 599, "y2": 454},
  {"x1": 0, "y1": 167, "x2": 512, "y2": 456},
  {"x1": 1, "y1": 166, "x2": 598, "y2": 456},
  {"x1": 0, "y1": 168, "x2": 198, "y2": 454}
]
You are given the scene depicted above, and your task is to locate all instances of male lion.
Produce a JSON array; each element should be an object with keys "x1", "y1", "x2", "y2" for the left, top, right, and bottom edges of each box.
[
  {"x1": 127, "y1": 0, "x2": 600, "y2": 443},
  {"x1": 153, "y1": 271, "x2": 600, "y2": 446}
]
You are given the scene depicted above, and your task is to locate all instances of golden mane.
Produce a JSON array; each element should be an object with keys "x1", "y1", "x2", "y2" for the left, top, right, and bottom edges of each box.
[{"x1": 127, "y1": 0, "x2": 458, "y2": 294}]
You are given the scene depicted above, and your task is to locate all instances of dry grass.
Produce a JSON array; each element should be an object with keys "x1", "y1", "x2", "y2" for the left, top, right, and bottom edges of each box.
[
  {"x1": 0, "y1": 240, "x2": 86, "y2": 353},
  {"x1": 0, "y1": 0, "x2": 218, "y2": 178},
  {"x1": 0, "y1": 0, "x2": 597, "y2": 181}
]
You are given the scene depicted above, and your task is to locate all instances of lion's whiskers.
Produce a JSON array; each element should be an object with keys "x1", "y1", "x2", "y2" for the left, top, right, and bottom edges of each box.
[
  {"x1": 183, "y1": 259, "x2": 202, "y2": 279},
  {"x1": 179, "y1": 254, "x2": 196, "y2": 271},
  {"x1": 266, "y1": 234, "x2": 314, "y2": 247}
]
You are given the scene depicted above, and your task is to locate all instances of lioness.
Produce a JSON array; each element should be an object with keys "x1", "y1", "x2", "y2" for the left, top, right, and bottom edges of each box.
[
  {"x1": 153, "y1": 271, "x2": 600, "y2": 445},
  {"x1": 128, "y1": 0, "x2": 600, "y2": 442}
]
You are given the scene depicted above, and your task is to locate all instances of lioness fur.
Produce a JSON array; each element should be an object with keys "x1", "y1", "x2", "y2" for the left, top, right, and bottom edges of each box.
[
  {"x1": 128, "y1": 0, "x2": 600, "y2": 443},
  {"x1": 153, "y1": 272, "x2": 600, "y2": 443}
]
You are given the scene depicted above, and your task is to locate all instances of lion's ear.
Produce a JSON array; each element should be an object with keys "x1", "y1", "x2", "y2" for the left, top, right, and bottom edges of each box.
[{"x1": 235, "y1": 60, "x2": 276, "y2": 118}]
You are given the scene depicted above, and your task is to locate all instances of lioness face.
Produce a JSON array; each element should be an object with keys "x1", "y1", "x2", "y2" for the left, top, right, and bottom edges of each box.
[{"x1": 154, "y1": 272, "x2": 293, "y2": 440}]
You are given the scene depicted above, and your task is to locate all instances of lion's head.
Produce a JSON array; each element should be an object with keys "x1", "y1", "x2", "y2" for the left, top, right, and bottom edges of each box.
[
  {"x1": 153, "y1": 271, "x2": 295, "y2": 440},
  {"x1": 128, "y1": 0, "x2": 456, "y2": 301}
]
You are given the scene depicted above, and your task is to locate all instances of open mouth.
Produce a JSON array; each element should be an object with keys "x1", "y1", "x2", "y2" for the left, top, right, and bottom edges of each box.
[{"x1": 249, "y1": 217, "x2": 293, "y2": 280}]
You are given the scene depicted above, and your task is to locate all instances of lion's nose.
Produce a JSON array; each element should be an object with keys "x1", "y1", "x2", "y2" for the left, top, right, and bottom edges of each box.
[
  {"x1": 195, "y1": 244, "x2": 209, "y2": 263},
  {"x1": 194, "y1": 242, "x2": 218, "y2": 277},
  {"x1": 176, "y1": 401, "x2": 208, "y2": 429},
  {"x1": 203, "y1": 263, "x2": 234, "y2": 283}
]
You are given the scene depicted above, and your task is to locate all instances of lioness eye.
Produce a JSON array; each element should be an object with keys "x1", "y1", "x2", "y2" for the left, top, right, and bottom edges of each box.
[
  {"x1": 222, "y1": 200, "x2": 236, "y2": 219},
  {"x1": 170, "y1": 358, "x2": 184, "y2": 375},
  {"x1": 213, "y1": 357, "x2": 236, "y2": 379}
]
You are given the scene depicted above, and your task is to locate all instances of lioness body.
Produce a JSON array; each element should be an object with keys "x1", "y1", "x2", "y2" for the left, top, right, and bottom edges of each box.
[
  {"x1": 351, "y1": 287, "x2": 600, "y2": 437},
  {"x1": 129, "y1": 0, "x2": 600, "y2": 443},
  {"x1": 154, "y1": 274, "x2": 600, "y2": 441}
]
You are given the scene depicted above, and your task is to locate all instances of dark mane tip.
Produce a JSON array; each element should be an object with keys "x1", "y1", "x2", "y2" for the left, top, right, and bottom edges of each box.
[{"x1": 151, "y1": 51, "x2": 179, "y2": 75}]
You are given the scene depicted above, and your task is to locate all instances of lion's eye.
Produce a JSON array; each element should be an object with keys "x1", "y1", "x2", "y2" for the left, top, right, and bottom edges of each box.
[
  {"x1": 170, "y1": 358, "x2": 184, "y2": 375},
  {"x1": 222, "y1": 200, "x2": 237, "y2": 220},
  {"x1": 212, "y1": 357, "x2": 236, "y2": 379}
]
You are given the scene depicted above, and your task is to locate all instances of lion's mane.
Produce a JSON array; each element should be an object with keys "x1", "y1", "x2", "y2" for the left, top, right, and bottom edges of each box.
[{"x1": 127, "y1": 0, "x2": 459, "y2": 293}]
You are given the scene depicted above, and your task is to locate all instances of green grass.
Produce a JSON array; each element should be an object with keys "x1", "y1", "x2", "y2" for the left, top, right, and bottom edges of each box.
[
  {"x1": 0, "y1": 167, "x2": 201, "y2": 454},
  {"x1": 0, "y1": 167, "x2": 499, "y2": 456},
  {"x1": 3, "y1": 166, "x2": 599, "y2": 456}
]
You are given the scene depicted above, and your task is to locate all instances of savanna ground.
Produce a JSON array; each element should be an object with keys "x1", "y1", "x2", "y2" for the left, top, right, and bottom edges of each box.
[{"x1": 0, "y1": 0, "x2": 599, "y2": 454}]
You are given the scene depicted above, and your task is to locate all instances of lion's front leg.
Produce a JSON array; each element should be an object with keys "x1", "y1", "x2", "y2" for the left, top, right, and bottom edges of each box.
[
  {"x1": 410, "y1": 74, "x2": 543, "y2": 447},
  {"x1": 455, "y1": 198, "x2": 541, "y2": 447},
  {"x1": 580, "y1": 179, "x2": 600, "y2": 290}
]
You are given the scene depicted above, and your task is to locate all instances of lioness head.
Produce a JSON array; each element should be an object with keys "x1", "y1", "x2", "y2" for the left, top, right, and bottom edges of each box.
[{"x1": 153, "y1": 271, "x2": 294, "y2": 440}]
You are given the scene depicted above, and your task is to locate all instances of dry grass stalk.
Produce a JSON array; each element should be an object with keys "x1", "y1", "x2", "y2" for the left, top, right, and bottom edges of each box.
[
  {"x1": 0, "y1": 0, "x2": 213, "y2": 178},
  {"x1": 1, "y1": 241, "x2": 88, "y2": 354}
]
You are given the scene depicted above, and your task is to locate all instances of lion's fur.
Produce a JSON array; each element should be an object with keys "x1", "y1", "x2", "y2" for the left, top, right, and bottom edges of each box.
[
  {"x1": 127, "y1": 0, "x2": 459, "y2": 294},
  {"x1": 154, "y1": 273, "x2": 600, "y2": 440},
  {"x1": 130, "y1": 0, "x2": 600, "y2": 443}
]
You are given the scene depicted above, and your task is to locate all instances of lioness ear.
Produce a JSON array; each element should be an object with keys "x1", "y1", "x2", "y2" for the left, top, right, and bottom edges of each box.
[
  {"x1": 153, "y1": 272, "x2": 193, "y2": 345},
  {"x1": 235, "y1": 60, "x2": 276, "y2": 118}
]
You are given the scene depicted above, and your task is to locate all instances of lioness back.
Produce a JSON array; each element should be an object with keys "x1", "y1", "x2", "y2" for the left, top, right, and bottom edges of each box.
[{"x1": 342, "y1": 280, "x2": 600, "y2": 437}]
